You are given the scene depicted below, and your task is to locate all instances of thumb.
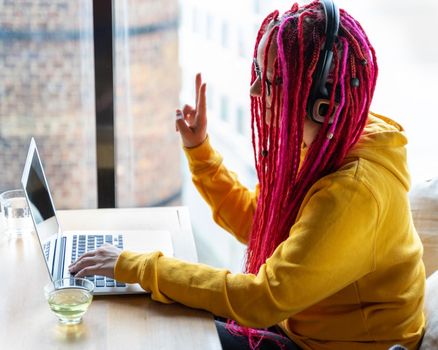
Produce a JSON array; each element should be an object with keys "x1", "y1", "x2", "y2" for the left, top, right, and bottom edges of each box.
[{"x1": 175, "y1": 109, "x2": 192, "y2": 137}]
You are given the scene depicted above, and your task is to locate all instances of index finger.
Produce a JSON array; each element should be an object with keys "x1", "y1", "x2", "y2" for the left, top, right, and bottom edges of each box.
[
  {"x1": 197, "y1": 83, "x2": 207, "y2": 128},
  {"x1": 195, "y1": 73, "x2": 202, "y2": 108}
]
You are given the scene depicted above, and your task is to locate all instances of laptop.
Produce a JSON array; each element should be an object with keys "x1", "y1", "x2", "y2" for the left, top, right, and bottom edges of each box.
[{"x1": 21, "y1": 138, "x2": 174, "y2": 295}]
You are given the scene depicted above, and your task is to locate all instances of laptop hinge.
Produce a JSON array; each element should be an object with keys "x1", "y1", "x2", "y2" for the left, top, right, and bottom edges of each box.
[{"x1": 53, "y1": 236, "x2": 67, "y2": 280}]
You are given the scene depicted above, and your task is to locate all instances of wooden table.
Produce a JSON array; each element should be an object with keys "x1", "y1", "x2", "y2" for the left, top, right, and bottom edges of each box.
[{"x1": 0, "y1": 206, "x2": 222, "y2": 350}]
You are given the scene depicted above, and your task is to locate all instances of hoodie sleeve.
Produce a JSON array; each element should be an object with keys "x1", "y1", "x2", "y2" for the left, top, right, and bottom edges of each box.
[
  {"x1": 182, "y1": 136, "x2": 258, "y2": 244},
  {"x1": 114, "y1": 174, "x2": 378, "y2": 328}
]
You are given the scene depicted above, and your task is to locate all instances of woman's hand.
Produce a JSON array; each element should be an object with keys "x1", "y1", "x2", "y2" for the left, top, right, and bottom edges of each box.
[
  {"x1": 176, "y1": 73, "x2": 208, "y2": 148},
  {"x1": 68, "y1": 244, "x2": 122, "y2": 278}
]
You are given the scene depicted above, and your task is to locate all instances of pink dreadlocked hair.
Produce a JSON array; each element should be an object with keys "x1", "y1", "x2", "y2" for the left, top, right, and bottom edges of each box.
[
  {"x1": 228, "y1": 1, "x2": 378, "y2": 348},
  {"x1": 248, "y1": 0, "x2": 377, "y2": 278}
]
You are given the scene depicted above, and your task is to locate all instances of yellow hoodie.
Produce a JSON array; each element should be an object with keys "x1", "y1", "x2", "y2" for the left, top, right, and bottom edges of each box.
[{"x1": 114, "y1": 113, "x2": 425, "y2": 350}]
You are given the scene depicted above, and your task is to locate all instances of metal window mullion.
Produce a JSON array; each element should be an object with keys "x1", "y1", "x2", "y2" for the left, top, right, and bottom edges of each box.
[{"x1": 92, "y1": 0, "x2": 116, "y2": 208}]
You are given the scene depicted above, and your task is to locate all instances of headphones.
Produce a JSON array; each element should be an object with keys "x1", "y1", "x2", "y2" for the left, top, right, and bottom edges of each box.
[{"x1": 306, "y1": 0, "x2": 340, "y2": 124}]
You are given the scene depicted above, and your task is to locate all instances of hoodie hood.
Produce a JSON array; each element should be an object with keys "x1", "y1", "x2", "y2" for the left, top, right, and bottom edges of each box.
[{"x1": 344, "y1": 112, "x2": 410, "y2": 191}]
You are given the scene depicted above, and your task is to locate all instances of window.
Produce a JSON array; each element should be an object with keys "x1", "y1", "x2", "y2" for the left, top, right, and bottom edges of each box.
[
  {"x1": 113, "y1": 0, "x2": 181, "y2": 208},
  {"x1": 207, "y1": 84, "x2": 214, "y2": 110},
  {"x1": 236, "y1": 106, "x2": 246, "y2": 135},
  {"x1": 237, "y1": 27, "x2": 246, "y2": 58},
  {"x1": 221, "y1": 20, "x2": 229, "y2": 48},
  {"x1": 0, "y1": 0, "x2": 97, "y2": 209},
  {"x1": 220, "y1": 95, "x2": 229, "y2": 122},
  {"x1": 0, "y1": 0, "x2": 182, "y2": 210},
  {"x1": 253, "y1": 0, "x2": 261, "y2": 14},
  {"x1": 192, "y1": 7, "x2": 199, "y2": 33},
  {"x1": 206, "y1": 13, "x2": 213, "y2": 40}
]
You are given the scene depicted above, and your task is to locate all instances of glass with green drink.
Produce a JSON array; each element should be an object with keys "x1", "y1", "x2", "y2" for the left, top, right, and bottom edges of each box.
[{"x1": 44, "y1": 277, "x2": 94, "y2": 325}]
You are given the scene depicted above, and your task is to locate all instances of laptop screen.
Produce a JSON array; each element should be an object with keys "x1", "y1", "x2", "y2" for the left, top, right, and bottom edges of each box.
[{"x1": 22, "y1": 138, "x2": 60, "y2": 244}]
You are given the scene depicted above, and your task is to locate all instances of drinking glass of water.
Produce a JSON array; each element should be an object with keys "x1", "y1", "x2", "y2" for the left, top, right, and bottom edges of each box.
[{"x1": 0, "y1": 189, "x2": 32, "y2": 237}]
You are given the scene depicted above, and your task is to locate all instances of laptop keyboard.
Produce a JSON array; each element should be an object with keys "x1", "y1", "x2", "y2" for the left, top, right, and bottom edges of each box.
[{"x1": 70, "y1": 234, "x2": 126, "y2": 288}]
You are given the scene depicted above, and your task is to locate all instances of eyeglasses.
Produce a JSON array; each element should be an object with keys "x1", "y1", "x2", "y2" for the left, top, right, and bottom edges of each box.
[{"x1": 253, "y1": 58, "x2": 282, "y2": 96}]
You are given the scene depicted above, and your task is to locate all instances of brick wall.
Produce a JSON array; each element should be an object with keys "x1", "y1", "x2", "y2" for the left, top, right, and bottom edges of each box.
[{"x1": 0, "y1": 0, "x2": 181, "y2": 209}]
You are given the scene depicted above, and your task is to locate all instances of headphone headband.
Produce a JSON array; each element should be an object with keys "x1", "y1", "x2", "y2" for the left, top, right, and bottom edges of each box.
[{"x1": 306, "y1": 0, "x2": 340, "y2": 124}]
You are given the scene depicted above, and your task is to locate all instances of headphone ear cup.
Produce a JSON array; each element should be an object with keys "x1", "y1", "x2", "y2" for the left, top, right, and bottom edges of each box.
[
  {"x1": 306, "y1": 0, "x2": 340, "y2": 125},
  {"x1": 306, "y1": 50, "x2": 331, "y2": 124},
  {"x1": 311, "y1": 98, "x2": 338, "y2": 124}
]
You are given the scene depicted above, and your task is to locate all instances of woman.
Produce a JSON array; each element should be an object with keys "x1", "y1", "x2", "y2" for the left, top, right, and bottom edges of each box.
[{"x1": 69, "y1": 1, "x2": 426, "y2": 349}]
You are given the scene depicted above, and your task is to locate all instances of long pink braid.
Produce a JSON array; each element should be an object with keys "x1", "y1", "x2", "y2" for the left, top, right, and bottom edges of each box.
[{"x1": 229, "y1": 1, "x2": 378, "y2": 349}]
